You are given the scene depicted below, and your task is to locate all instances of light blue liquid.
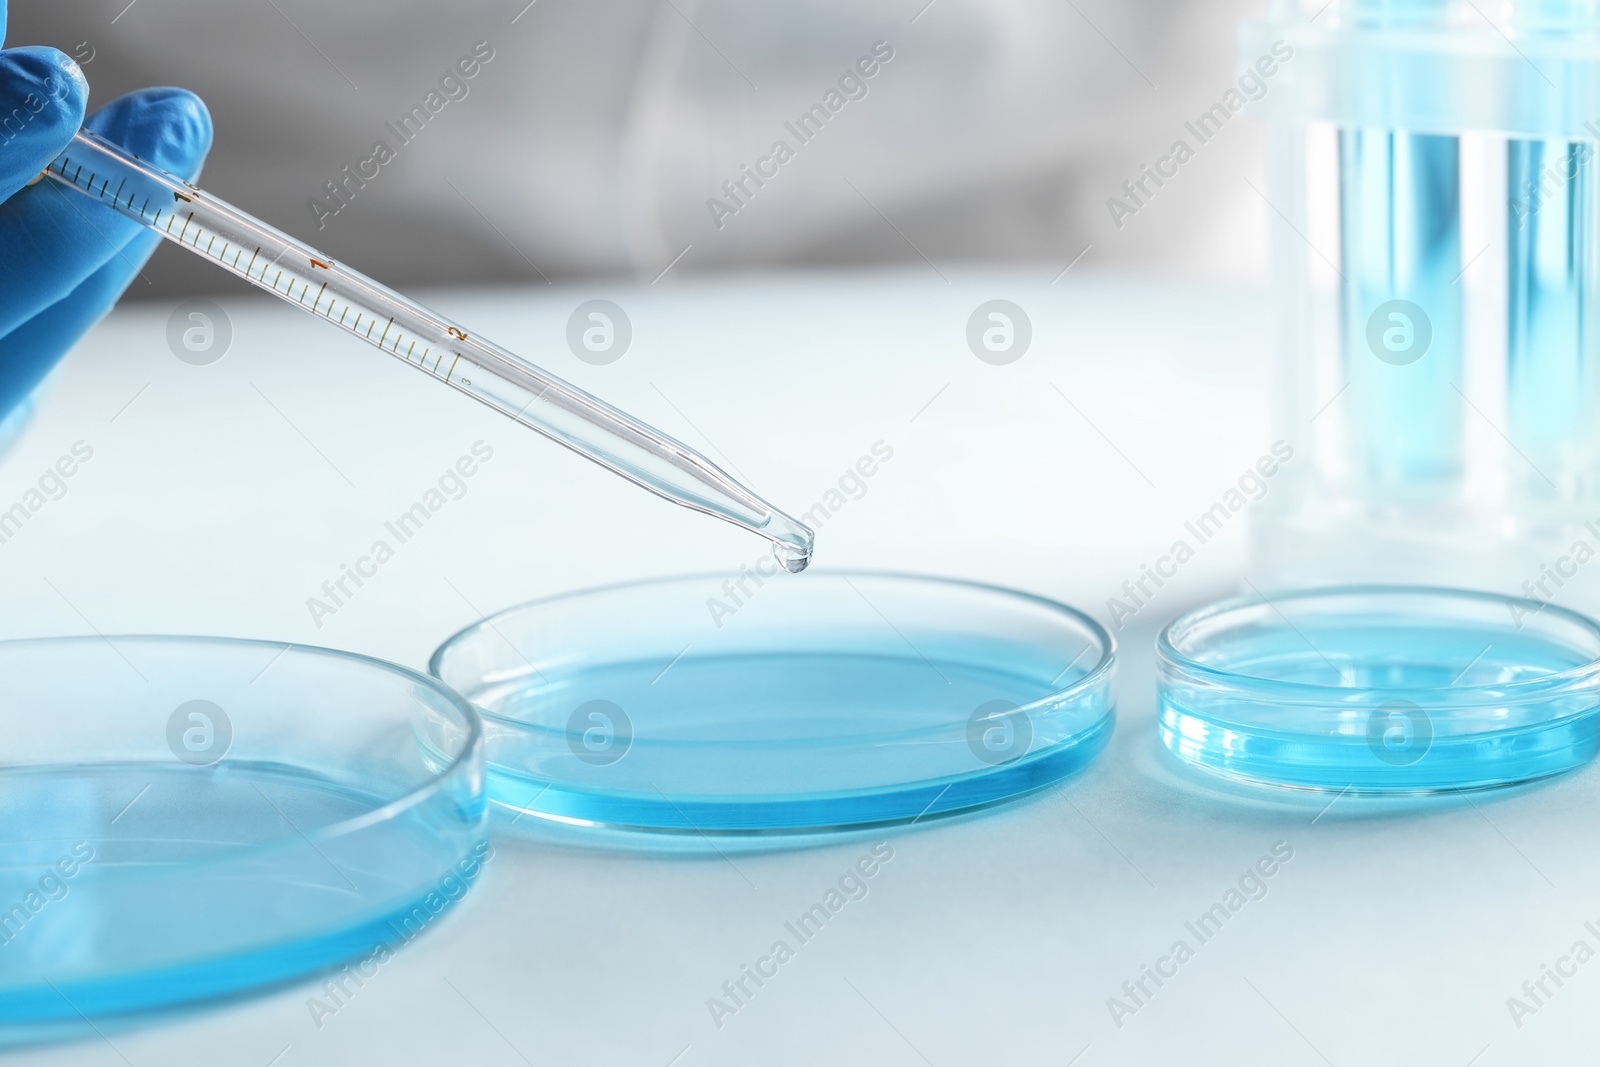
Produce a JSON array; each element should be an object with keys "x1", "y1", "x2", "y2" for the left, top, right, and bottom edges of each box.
[
  {"x1": 1340, "y1": 129, "x2": 1464, "y2": 490},
  {"x1": 1160, "y1": 619, "x2": 1600, "y2": 791},
  {"x1": 0, "y1": 761, "x2": 472, "y2": 1031},
  {"x1": 475, "y1": 648, "x2": 1112, "y2": 831},
  {"x1": 1507, "y1": 138, "x2": 1598, "y2": 497}
]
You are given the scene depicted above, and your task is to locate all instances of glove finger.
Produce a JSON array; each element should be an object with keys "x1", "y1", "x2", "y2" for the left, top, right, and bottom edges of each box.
[
  {"x1": 0, "y1": 87, "x2": 211, "y2": 340},
  {"x1": 0, "y1": 228, "x2": 174, "y2": 419},
  {"x1": 0, "y1": 46, "x2": 86, "y2": 201}
]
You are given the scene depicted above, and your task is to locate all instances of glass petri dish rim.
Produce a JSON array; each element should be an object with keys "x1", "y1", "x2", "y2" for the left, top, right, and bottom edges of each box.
[
  {"x1": 428, "y1": 569, "x2": 1117, "y2": 740},
  {"x1": 1158, "y1": 584, "x2": 1600, "y2": 706},
  {"x1": 0, "y1": 633, "x2": 485, "y2": 845}
]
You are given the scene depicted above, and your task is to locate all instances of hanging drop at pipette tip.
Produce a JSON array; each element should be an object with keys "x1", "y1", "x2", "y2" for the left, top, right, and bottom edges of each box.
[
  {"x1": 775, "y1": 542, "x2": 811, "y2": 574},
  {"x1": 764, "y1": 511, "x2": 814, "y2": 573}
]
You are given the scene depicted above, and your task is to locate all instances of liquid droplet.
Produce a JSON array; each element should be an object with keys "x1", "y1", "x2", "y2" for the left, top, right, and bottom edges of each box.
[{"x1": 774, "y1": 542, "x2": 811, "y2": 574}]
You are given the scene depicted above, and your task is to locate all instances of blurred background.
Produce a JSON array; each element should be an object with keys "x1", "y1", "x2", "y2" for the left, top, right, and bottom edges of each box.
[{"x1": 15, "y1": 0, "x2": 1265, "y2": 297}]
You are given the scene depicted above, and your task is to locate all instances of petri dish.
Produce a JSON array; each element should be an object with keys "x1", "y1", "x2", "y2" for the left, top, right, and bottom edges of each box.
[
  {"x1": 1157, "y1": 585, "x2": 1600, "y2": 792},
  {"x1": 429, "y1": 572, "x2": 1115, "y2": 833},
  {"x1": 0, "y1": 636, "x2": 484, "y2": 1040}
]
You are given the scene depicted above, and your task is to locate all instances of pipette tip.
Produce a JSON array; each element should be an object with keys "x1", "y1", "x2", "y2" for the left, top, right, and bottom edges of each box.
[{"x1": 765, "y1": 512, "x2": 815, "y2": 574}]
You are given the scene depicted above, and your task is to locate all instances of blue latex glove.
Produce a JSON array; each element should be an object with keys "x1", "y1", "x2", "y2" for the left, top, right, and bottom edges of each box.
[{"x1": 0, "y1": 0, "x2": 212, "y2": 421}]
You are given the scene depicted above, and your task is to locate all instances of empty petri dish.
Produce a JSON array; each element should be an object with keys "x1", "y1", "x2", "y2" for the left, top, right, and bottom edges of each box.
[
  {"x1": 1157, "y1": 585, "x2": 1600, "y2": 792},
  {"x1": 0, "y1": 637, "x2": 484, "y2": 1039},
  {"x1": 429, "y1": 572, "x2": 1114, "y2": 833}
]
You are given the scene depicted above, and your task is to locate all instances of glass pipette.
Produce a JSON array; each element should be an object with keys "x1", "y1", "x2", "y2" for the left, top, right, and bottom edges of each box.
[{"x1": 43, "y1": 129, "x2": 814, "y2": 572}]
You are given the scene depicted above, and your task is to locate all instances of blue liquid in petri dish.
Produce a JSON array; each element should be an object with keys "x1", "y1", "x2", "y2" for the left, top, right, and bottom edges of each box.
[
  {"x1": 0, "y1": 763, "x2": 465, "y2": 1026},
  {"x1": 434, "y1": 574, "x2": 1117, "y2": 833},
  {"x1": 477, "y1": 651, "x2": 1110, "y2": 829},
  {"x1": 1158, "y1": 588, "x2": 1600, "y2": 792},
  {"x1": 0, "y1": 637, "x2": 484, "y2": 1037}
]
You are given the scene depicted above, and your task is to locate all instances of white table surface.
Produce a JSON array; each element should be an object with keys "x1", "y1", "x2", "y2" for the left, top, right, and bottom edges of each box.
[{"x1": 3, "y1": 269, "x2": 1591, "y2": 1066}]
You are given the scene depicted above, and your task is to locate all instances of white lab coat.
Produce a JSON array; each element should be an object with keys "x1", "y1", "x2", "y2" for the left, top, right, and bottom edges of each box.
[{"x1": 15, "y1": 0, "x2": 1259, "y2": 294}]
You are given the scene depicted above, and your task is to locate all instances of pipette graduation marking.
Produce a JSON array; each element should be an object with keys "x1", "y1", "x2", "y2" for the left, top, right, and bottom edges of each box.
[{"x1": 45, "y1": 129, "x2": 813, "y2": 572}]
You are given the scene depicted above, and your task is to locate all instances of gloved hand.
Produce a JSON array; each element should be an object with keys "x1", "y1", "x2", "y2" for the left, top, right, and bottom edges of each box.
[{"x1": 0, "y1": 0, "x2": 211, "y2": 422}]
